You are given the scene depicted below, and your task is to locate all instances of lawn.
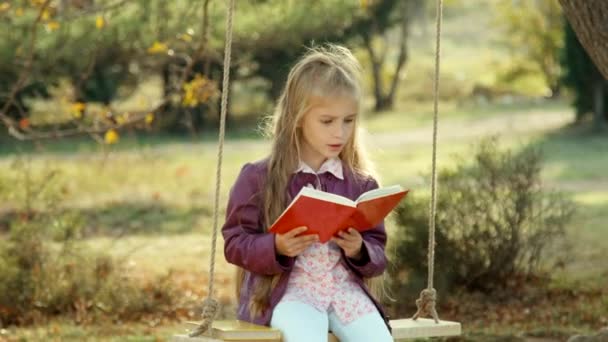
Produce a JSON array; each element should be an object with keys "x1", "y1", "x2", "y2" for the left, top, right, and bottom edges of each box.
[{"x1": 1, "y1": 100, "x2": 607, "y2": 341}]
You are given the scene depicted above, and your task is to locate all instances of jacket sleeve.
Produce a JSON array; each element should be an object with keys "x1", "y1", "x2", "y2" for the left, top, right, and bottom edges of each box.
[
  {"x1": 344, "y1": 177, "x2": 388, "y2": 278},
  {"x1": 222, "y1": 163, "x2": 295, "y2": 275}
]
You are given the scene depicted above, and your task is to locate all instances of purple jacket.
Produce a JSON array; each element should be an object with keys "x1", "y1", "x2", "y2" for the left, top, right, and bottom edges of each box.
[{"x1": 222, "y1": 158, "x2": 391, "y2": 329}]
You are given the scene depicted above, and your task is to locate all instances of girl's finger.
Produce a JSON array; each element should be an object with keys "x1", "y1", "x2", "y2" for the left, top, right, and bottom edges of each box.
[
  {"x1": 291, "y1": 244, "x2": 309, "y2": 256},
  {"x1": 338, "y1": 230, "x2": 359, "y2": 242},
  {"x1": 291, "y1": 238, "x2": 316, "y2": 251},
  {"x1": 293, "y1": 234, "x2": 318, "y2": 244},
  {"x1": 285, "y1": 226, "x2": 308, "y2": 238},
  {"x1": 333, "y1": 238, "x2": 353, "y2": 251},
  {"x1": 348, "y1": 228, "x2": 361, "y2": 237}
]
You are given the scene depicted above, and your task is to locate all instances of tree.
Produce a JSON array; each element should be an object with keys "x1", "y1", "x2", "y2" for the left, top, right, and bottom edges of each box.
[
  {"x1": 560, "y1": 22, "x2": 607, "y2": 129},
  {"x1": 495, "y1": 0, "x2": 564, "y2": 98},
  {"x1": 0, "y1": 0, "x2": 218, "y2": 140},
  {"x1": 232, "y1": 0, "x2": 362, "y2": 100},
  {"x1": 559, "y1": 0, "x2": 608, "y2": 80},
  {"x1": 356, "y1": 0, "x2": 421, "y2": 112},
  {"x1": 0, "y1": 0, "x2": 371, "y2": 138}
]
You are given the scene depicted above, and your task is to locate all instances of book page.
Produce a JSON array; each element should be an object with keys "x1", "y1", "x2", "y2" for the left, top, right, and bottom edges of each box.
[
  {"x1": 356, "y1": 184, "x2": 405, "y2": 203},
  {"x1": 299, "y1": 186, "x2": 355, "y2": 206}
]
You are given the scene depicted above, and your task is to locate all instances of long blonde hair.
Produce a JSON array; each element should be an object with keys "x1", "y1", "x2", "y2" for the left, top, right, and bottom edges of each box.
[{"x1": 238, "y1": 44, "x2": 381, "y2": 317}]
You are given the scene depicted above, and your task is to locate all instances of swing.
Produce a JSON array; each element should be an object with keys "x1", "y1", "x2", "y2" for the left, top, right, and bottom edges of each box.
[{"x1": 174, "y1": 0, "x2": 461, "y2": 340}]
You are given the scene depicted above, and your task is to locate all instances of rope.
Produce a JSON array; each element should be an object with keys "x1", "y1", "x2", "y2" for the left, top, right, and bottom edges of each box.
[
  {"x1": 412, "y1": 0, "x2": 442, "y2": 324},
  {"x1": 189, "y1": 0, "x2": 235, "y2": 337},
  {"x1": 412, "y1": 288, "x2": 439, "y2": 323}
]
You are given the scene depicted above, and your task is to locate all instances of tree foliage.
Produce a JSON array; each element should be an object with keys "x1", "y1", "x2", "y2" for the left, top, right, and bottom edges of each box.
[{"x1": 495, "y1": 0, "x2": 564, "y2": 97}]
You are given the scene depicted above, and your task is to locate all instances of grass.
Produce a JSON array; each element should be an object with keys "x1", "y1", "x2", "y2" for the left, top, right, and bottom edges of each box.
[
  {"x1": 1, "y1": 99, "x2": 607, "y2": 340},
  {"x1": 1, "y1": 319, "x2": 185, "y2": 341}
]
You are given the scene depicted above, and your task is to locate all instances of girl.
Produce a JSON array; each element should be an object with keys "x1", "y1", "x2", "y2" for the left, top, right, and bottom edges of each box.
[{"x1": 222, "y1": 44, "x2": 392, "y2": 342}]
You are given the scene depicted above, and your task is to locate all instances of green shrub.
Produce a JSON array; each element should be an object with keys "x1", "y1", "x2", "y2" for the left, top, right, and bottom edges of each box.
[
  {"x1": 0, "y1": 158, "x2": 179, "y2": 326},
  {"x1": 388, "y1": 138, "x2": 575, "y2": 311}
]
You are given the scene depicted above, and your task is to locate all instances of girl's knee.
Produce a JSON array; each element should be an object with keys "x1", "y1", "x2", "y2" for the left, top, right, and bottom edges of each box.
[
  {"x1": 329, "y1": 310, "x2": 392, "y2": 342},
  {"x1": 271, "y1": 301, "x2": 329, "y2": 342}
]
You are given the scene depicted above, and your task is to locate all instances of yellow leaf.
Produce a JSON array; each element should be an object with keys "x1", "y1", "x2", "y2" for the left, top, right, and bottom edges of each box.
[
  {"x1": 15, "y1": 7, "x2": 23, "y2": 17},
  {"x1": 181, "y1": 74, "x2": 216, "y2": 107},
  {"x1": 360, "y1": 0, "x2": 367, "y2": 10},
  {"x1": 96, "y1": 16, "x2": 105, "y2": 29},
  {"x1": 178, "y1": 33, "x2": 192, "y2": 42},
  {"x1": 104, "y1": 129, "x2": 119, "y2": 144},
  {"x1": 145, "y1": 113, "x2": 154, "y2": 125},
  {"x1": 45, "y1": 21, "x2": 60, "y2": 31},
  {"x1": 70, "y1": 102, "x2": 85, "y2": 118},
  {"x1": 41, "y1": 9, "x2": 50, "y2": 20},
  {"x1": 147, "y1": 41, "x2": 168, "y2": 54},
  {"x1": 0, "y1": 3, "x2": 11, "y2": 13},
  {"x1": 71, "y1": 102, "x2": 85, "y2": 112}
]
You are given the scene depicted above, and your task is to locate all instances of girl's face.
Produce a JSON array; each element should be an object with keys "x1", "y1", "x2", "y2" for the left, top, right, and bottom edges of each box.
[{"x1": 298, "y1": 95, "x2": 358, "y2": 171}]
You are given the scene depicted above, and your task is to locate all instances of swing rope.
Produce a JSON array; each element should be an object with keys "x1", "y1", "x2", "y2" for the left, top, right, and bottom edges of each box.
[
  {"x1": 189, "y1": 0, "x2": 235, "y2": 337},
  {"x1": 412, "y1": 0, "x2": 443, "y2": 324}
]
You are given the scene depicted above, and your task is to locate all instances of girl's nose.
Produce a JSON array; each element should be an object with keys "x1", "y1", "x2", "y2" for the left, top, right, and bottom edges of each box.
[{"x1": 333, "y1": 122, "x2": 348, "y2": 139}]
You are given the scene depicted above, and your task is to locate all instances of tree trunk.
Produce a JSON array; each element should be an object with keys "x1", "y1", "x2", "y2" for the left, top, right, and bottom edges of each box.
[
  {"x1": 362, "y1": 32, "x2": 387, "y2": 112},
  {"x1": 363, "y1": 2, "x2": 411, "y2": 113},
  {"x1": 384, "y1": 0, "x2": 410, "y2": 111},
  {"x1": 593, "y1": 80, "x2": 606, "y2": 131},
  {"x1": 558, "y1": 0, "x2": 608, "y2": 80}
]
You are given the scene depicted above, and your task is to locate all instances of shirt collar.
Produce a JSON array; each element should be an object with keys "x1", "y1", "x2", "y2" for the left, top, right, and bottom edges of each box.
[{"x1": 295, "y1": 157, "x2": 344, "y2": 180}]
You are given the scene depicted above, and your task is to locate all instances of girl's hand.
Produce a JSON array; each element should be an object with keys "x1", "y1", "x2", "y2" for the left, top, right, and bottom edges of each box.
[
  {"x1": 275, "y1": 226, "x2": 319, "y2": 257},
  {"x1": 332, "y1": 228, "x2": 363, "y2": 259}
]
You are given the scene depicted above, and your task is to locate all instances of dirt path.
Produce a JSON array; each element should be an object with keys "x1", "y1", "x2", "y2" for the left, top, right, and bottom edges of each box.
[{"x1": 366, "y1": 108, "x2": 574, "y2": 147}]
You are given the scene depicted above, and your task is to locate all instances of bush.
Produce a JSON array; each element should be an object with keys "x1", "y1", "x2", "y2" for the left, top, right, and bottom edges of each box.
[
  {"x1": 389, "y1": 138, "x2": 575, "y2": 305},
  {"x1": 0, "y1": 159, "x2": 179, "y2": 326}
]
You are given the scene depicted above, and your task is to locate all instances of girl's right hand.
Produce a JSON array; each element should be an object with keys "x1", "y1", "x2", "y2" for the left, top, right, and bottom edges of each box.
[{"x1": 275, "y1": 226, "x2": 319, "y2": 257}]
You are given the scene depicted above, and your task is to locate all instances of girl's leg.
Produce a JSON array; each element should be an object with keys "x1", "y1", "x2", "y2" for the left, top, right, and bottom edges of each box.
[
  {"x1": 270, "y1": 301, "x2": 329, "y2": 342},
  {"x1": 328, "y1": 309, "x2": 393, "y2": 342}
]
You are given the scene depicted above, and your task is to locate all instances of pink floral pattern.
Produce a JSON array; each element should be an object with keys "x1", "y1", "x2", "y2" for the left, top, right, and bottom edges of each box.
[{"x1": 281, "y1": 158, "x2": 376, "y2": 324}]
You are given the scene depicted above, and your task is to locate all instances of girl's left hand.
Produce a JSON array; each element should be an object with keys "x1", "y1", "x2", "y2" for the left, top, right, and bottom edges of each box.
[{"x1": 332, "y1": 228, "x2": 363, "y2": 260}]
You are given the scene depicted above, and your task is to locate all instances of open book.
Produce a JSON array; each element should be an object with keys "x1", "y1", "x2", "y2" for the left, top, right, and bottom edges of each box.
[{"x1": 269, "y1": 185, "x2": 408, "y2": 243}]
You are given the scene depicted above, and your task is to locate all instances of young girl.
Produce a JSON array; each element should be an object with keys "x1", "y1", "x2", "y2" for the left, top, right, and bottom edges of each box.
[{"x1": 222, "y1": 44, "x2": 392, "y2": 342}]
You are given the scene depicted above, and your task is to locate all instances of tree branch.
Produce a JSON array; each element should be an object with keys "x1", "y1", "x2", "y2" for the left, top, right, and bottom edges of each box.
[{"x1": 0, "y1": 0, "x2": 52, "y2": 129}]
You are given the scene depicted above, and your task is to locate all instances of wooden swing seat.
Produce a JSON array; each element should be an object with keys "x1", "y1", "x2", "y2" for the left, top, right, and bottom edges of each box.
[{"x1": 173, "y1": 318, "x2": 461, "y2": 341}]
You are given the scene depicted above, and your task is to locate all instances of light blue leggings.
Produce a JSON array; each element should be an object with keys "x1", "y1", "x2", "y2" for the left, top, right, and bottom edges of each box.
[{"x1": 270, "y1": 300, "x2": 393, "y2": 342}]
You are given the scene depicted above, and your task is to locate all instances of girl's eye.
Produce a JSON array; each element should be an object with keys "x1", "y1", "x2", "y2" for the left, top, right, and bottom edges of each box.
[
  {"x1": 321, "y1": 120, "x2": 332, "y2": 125},
  {"x1": 344, "y1": 119, "x2": 354, "y2": 124}
]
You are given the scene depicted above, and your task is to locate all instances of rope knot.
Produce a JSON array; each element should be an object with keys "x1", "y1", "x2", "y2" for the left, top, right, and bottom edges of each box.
[
  {"x1": 412, "y1": 288, "x2": 440, "y2": 323},
  {"x1": 188, "y1": 297, "x2": 220, "y2": 337}
]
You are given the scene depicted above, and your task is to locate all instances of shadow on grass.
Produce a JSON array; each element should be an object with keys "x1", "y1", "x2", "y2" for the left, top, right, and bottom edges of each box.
[
  {"x1": 82, "y1": 201, "x2": 216, "y2": 236},
  {"x1": 0, "y1": 201, "x2": 214, "y2": 237},
  {"x1": 528, "y1": 121, "x2": 608, "y2": 183},
  {"x1": 0, "y1": 123, "x2": 264, "y2": 157}
]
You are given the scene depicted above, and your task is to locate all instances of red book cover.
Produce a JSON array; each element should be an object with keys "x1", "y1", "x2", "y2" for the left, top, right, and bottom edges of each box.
[{"x1": 269, "y1": 185, "x2": 409, "y2": 243}]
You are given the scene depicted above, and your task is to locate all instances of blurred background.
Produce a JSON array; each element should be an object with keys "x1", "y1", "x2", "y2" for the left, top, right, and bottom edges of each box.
[{"x1": 0, "y1": 0, "x2": 607, "y2": 340}]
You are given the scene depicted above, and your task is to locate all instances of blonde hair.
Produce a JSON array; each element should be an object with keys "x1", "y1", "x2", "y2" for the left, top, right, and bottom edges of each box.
[{"x1": 238, "y1": 44, "x2": 382, "y2": 317}]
